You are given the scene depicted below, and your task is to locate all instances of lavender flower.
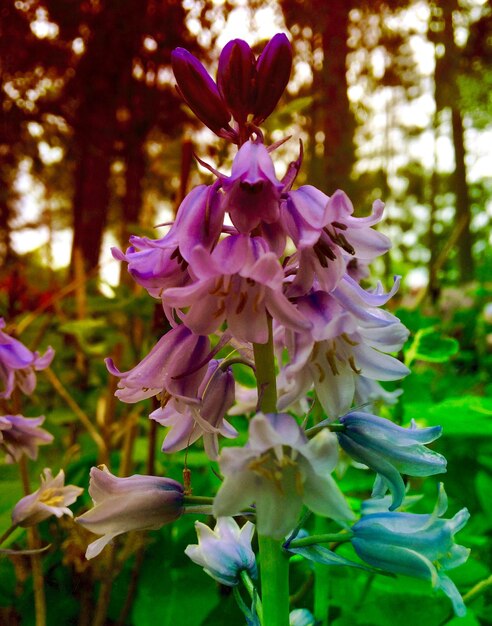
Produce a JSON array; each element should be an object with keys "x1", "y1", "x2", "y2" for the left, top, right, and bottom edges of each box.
[
  {"x1": 106, "y1": 325, "x2": 211, "y2": 403},
  {"x1": 0, "y1": 415, "x2": 53, "y2": 463},
  {"x1": 164, "y1": 235, "x2": 310, "y2": 344},
  {"x1": 282, "y1": 190, "x2": 390, "y2": 296},
  {"x1": 351, "y1": 485, "x2": 470, "y2": 616},
  {"x1": 113, "y1": 185, "x2": 224, "y2": 298},
  {"x1": 214, "y1": 413, "x2": 353, "y2": 539},
  {"x1": 76, "y1": 466, "x2": 184, "y2": 559},
  {"x1": 221, "y1": 141, "x2": 284, "y2": 234},
  {"x1": 338, "y1": 412, "x2": 447, "y2": 510},
  {"x1": 277, "y1": 275, "x2": 409, "y2": 419},
  {"x1": 0, "y1": 319, "x2": 54, "y2": 399},
  {"x1": 150, "y1": 359, "x2": 237, "y2": 459},
  {"x1": 12, "y1": 469, "x2": 83, "y2": 527},
  {"x1": 185, "y1": 517, "x2": 257, "y2": 586}
]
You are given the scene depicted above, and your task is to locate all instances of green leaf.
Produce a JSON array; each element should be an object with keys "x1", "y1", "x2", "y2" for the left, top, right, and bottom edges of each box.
[
  {"x1": 475, "y1": 472, "x2": 492, "y2": 520},
  {"x1": 403, "y1": 396, "x2": 492, "y2": 437},
  {"x1": 404, "y1": 327, "x2": 459, "y2": 366}
]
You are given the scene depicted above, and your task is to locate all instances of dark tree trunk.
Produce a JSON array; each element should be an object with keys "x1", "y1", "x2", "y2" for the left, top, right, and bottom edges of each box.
[
  {"x1": 69, "y1": 0, "x2": 147, "y2": 275},
  {"x1": 320, "y1": 1, "x2": 356, "y2": 197},
  {"x1": 71, "y1": 106, "x2": 114, "y2": 273},
  {"x1": 280, "y1": 0, "x2": 356, "y2": 197},
  {"x1": 450, "y1": 106, "x2": 474, "y2": 282}
]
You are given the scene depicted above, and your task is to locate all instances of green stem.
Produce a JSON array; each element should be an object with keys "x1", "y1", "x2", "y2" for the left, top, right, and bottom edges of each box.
[
  {"x1": 258, "y1": 535, "x2": 290, "y2": 626},
  {"x1": 0, "y1": 524, "x2": 19, "y2": 546},
  {"x1": 253, "y1": 316, "x2": 277, "y2": 414},
  {"x1": 287, "y1": 532, "x2": 353, "y2": 549},
  {"x1": 253, "y1": 317, "x2": 289, "y2": 626},
  {"x1": 313, "y1": 517, "x2": 331, "y2": 626},
  {"x1": 19, "y1": 457, "x2": 46, "y2": 626},
  {"x1": 183, "y1": 496, "x2": 215, "y2": 506},
  {"x1": 241, "y1": 570, "x2": 263, "y2": 624}
]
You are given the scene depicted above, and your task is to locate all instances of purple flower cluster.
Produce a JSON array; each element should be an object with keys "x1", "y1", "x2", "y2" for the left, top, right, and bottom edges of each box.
[{"x1": 91, "y1": 34, "x2": 469, "y2": 618}]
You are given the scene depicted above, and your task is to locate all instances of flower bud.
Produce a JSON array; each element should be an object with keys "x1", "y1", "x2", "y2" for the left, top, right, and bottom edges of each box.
[
  {"x1": 217, "y1": 39, "x2": 256, "y2": 122},
  {"x1": 172, "y1": 48, "x2": 231, "y2": 134},
  {"x1": 76, "y1": 466, "x2": 184, "y2": 559},
  {"x1": 185, "y1": 517, "x2": 257, "y2": 586},
  {"x1": 253, "y1": 33, "x2": 292, "y2": 124}
]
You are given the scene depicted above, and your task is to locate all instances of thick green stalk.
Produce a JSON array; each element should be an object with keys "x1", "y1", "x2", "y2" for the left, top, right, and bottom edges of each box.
[
  {"x1": 258, "y1": 534, "x2": 290, "y2": 626},
  {"x1": 253, "y1": 316, "x2": 277, "y2": 414},
  {"x1": 253, "y1": 315, "x2": 290, "y2": 626}
]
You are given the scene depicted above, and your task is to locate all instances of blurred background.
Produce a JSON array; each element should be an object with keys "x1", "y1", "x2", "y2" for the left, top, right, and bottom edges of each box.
[{"x1": 1, "y1": 0, "x2": 491, "y2": 306}]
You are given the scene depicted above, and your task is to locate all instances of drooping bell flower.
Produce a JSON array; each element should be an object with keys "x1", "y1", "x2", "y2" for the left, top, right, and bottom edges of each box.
[
  {"x1": 282, "y1": 188, "x2": 391, "y2": 296},
  {"x1": 150, "y1": 359, "x2": 237, "y2": 459},
  {"x1": 217, "y1": 39, "x2": 256, "y2": 123},
  {"x1": 253, "y1": 33, "x2": 293, "y2": 124},
  {"x1": 171, "y1": 47, "x2": 234, "y2": 138},
  {"x1": 214, "y1": 413, "x2": 354, "y2": 539},
  {"x1": 106, "y1": 325, "x2": 211, "y2": 403},
  {"x1": 0, "y1": 319, "x2": 54, "y2": 399},
  {"x1": 113, "y1": 184, "x2": 224, "y2": 298},
  {"x1": 351, "y1": 484, "x2": 470, "y2": 616},
  {"x1": 163, "y1": 235, "x2": 310, "y2": 344},
  {"x1": 337, "y1": 412, "x2": 447, "y2": 510},
  {"x1": 221, "y1": 140, "x2": 284, "y2": 234},
  {"x1": 277, "y1": 277, "x2": 409, "y2": 419},
  {"x1": 12, "y1": 469, "x2": 83, "y2": 527},
  {"x1": 185, "y1": 517, "x2": 257, "y2": 586},
  {"x1": 76, "y1": 465, "x2": 184, "y2": 559},
  {"x1": 0, "y1": 415, "x2": 53, "y2": 463}
]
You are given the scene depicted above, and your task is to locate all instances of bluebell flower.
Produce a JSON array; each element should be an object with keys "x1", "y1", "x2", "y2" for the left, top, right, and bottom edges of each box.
[
  {"x1": 185, "y1": 517, "x2": 257, "y2": 586},
  {"x1": 351, "y1": 484, "x2": 470, "y2": 616},
  {"x1": 338, "y1": 412, "x2": 447, "y2": 510}
]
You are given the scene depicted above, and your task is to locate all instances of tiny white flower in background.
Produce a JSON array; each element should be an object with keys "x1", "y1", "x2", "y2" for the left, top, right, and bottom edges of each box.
[
  {"x1": 214, "y1": 413, "x2": 354, "y2": 540},
  {"x1": 185, "y1": 517, "x2": 257, "y2": 586},
  {"x1": 12, "y1": 469, "x2": 83, "y2": 527}
]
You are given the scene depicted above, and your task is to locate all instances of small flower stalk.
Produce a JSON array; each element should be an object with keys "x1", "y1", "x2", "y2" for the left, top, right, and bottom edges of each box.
[{"x1": 89, "y1": 31, "x2": 471, "y2": 626}]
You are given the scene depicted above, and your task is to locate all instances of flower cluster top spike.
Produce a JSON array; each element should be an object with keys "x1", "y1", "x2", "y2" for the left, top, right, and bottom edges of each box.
[{"x1": 172, "y1": 34, "x2": 292, "y2": 144}]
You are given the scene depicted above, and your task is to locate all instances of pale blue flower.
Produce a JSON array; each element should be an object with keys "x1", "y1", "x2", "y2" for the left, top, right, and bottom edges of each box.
[
  {"x1": 289, "y1": 608, "x2": 315, "y2": 626},
  {"x1": 338, "y1": 412, "x2": 447, "y2": 510},
  {"x1": 351, "y1": 484, "x2": 470, "y2": 616},
  {"x1": 214, "y1": 413, "x2": 354, "y2": 539},
  {"x1": 185, "y1": 517, "x2": 257, "y2": 586}
]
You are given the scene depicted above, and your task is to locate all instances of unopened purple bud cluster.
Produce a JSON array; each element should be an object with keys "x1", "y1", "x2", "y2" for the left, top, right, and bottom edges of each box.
[{"x1": 172, "y1": 34, "x2": 292, "y2": 142}]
